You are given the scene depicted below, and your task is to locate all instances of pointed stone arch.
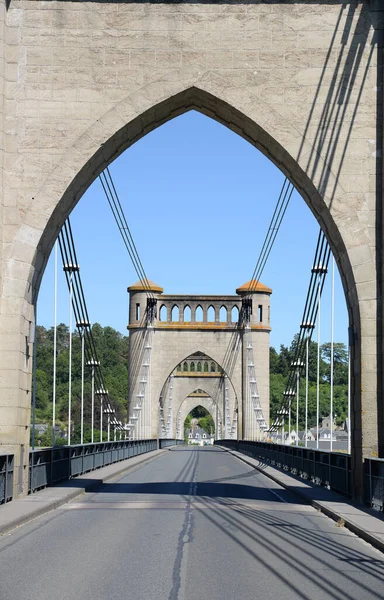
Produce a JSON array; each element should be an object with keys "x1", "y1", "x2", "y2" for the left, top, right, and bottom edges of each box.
[
  {"x1": 1, "y1": 15, "x2": 379, "y2": 495},
  {"x1": 157, "y1": 350, "x2": 238, "y2": 442},
  {"x1": 180, "y1": 396, "x2": 218, "y2": 441}
]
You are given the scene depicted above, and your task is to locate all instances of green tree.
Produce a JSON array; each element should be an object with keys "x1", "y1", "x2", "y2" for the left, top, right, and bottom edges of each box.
[
  {"x1": 270, "y1": 335, "x2": 348, "y2": 428},
  {"x1": 321, "y1": 342, "x2": 348, "y2": 385},
  {"x1": 34, "y1": 323, "x2": 130, "y2": 434}
]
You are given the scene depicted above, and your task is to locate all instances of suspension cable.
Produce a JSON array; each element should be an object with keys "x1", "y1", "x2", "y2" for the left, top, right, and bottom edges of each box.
[
  {"x1": 269, "y1": 229, "x2": 331, "y2": 432},
  {"x1": 99, "y1": 167, "x2": 154, "y2": 300},
  {"x1": 58, "y1": 218, "x2": 123, "y2": 429},
  {"x1": 247, "y1": 178, "x2": 294, "y2": 297},
  {"x1": 210, "y1": 176, "x2": 295, "y2": 435}
]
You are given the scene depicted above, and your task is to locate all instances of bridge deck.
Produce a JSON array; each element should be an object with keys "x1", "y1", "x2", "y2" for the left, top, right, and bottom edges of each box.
[{"x1": 1, "y1": 447, "x2": 383, "y2": 600}]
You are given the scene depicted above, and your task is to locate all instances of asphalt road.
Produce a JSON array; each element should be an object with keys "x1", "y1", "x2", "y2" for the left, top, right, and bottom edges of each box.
[{"x1": 1, "y1": 447, "x2": 384, "y2": 600}]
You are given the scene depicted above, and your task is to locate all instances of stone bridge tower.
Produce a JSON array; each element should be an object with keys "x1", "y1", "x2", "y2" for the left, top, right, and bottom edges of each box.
[
  {"x1": 127, "y1": 279, "x2": 272, "y2": 440},
  {"x1": 0, "y1": 0, "x2": 381, "y2": 499}
]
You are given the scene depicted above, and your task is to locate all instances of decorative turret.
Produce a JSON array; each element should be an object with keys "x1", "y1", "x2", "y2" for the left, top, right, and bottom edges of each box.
[
  {"x1": 128, "y1": 279, "x2": 163, "y2": 294},
  {"x1": 236, "y1": 279, "x2": 271, "y2": 327},
  {"x1": 235, "y1": 279, "x2": 272, "y2": 295},
  {"x1": 127, "y1": 279, "x2": 163, "y2": 326}
]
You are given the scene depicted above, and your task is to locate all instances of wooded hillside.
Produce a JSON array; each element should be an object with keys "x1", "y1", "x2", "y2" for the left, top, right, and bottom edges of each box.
[{"x1": 34, "y1": 324, "x2": 348, "y2": 444}]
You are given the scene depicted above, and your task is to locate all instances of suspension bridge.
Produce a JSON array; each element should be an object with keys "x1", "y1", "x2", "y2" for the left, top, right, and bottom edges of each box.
[{"x1": 0, "y1": 0, "x2": 384, "y2": 597}]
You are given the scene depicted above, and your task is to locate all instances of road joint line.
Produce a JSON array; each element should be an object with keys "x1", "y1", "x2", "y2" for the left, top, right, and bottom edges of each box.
[{"x1": 220, "y1": 447, "x2": 384, "y2": 555}]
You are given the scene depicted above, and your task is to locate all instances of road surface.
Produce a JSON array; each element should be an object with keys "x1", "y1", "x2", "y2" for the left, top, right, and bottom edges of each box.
[{"x1": 1, "y1": 447, "x2": 384, "y2": 600}]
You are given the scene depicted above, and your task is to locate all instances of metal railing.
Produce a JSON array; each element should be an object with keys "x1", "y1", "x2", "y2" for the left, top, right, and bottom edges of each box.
[
  {"x1": 29, "y1": 439, "x2": 157, "y2": 494},
  {"x1": 364, "y1": 458, "x2": 384, "y2": 511},
  {"x1": 0, "y1": 454, "x2": 14, "y2": 504},
  {"x1": 217, "y1": 440, "x2": 351, "y2": 497},
  {"x1": 159, "y1": 439, "x2": 185, "y2": 448}
]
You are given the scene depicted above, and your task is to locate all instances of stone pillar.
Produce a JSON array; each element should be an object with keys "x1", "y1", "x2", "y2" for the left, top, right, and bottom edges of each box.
[
  {"x1": 203, "y1": 304, "x2": 207, "y2": 323},
  {"x1": 350, "y1": 0, "x2": 384, "y2": 502},
  {"x1": 0, "y1": 297, "x2": 33, "y2": 499}
]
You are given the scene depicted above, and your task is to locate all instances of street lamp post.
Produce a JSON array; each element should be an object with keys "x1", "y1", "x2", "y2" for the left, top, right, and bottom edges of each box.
[
  {"x1": 63, "y1": 263, "x2": 80, "y2": 446},
  {"x1": 291, "y1": 361, "x2": 305, "y2": 444},
  {"x1": 330, "y1": 257, "x2": 335, "y2": 452},
  {"x1": 77, "y1": 320, "x2": 90, "y2": 444},
  {"x1": 95, "y1": 388, "x2": 108, "y2": 443},
  {"x1": 283, "y1": 390, "x2": 295, "y2": 444},
  {"x1": 311, "y1": 264, "x2": 327, "y2": 450},
  {"x1": 300, "y1": 321, "x2": 315, "y2": 448},
  {"x1": 52, "y1": 241, "x2": 58, "y2": 448},
  {"x1": 277, "y1": 408, "x2": 288, "y2": 445},
  {"x1": 86, "y1": 358, "x2": 100, "y2": 444},
  {"x1": 104, "y1": 406, "x2": 115, "y2": 443}
]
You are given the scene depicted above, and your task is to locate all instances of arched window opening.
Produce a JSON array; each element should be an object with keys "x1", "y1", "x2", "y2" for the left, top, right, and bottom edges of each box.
[
  {"x1": 207, "y1": 306, "x2": 215, "y2": 322},
  {"x1": 210, "y1": 362, "x2": 216, "y2": 372},
  {"x1": 204, "y1": 362, "x2": 208, "y2": 372},
  {"x1": 190, "y1": 362, "x2": 195, "y2": 372},
  {"x1": 183, "y1": 361, "x2": 188, "y2": 372},
  {"x1": 185, "y1": 405, "x2": 215, "y2": 440},
  {"x1": 219, "y1": 306, "x2": 227, "y2": 322},
  {"x1": 258, "y1": 304, "x2": 263, "y2": 323},
  {"x1": 197, "y1": 362, "x2": 202, "y2": 372},
  {"x1": 159, "y1": 305, "x2": 167, "y2": 322},
  {"x1": 195, "y1": 305, "x2": 203, "y2": 322},
  {"x1": 231, "y1": 306, "x2": 239, "y2": 323},
  {"x1": 177, "y1": 364, "x2": 182, "y2": 372},
  {"x1": 184, "y1": 305, "x2": 191, "y2": 322},
  {"x1": 171, "y1": 305, "x2": 179, "y2": 322}
]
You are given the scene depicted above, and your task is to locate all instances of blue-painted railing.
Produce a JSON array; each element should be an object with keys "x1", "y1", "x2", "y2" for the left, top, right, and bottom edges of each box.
[
  {"x1": 159, "y1": 438, "x2": 185, "y2": 448},
  {"x1": 0, "y1": 454, "x2": 14, "y2": 504},
  {"x1": 28, "y1": 438, "x2": 185, "y2": 494},
  {"x1": 29, "y1": 439, "x2": 158, "y2": 493},
  {"x1": 364, "y1": 458, "x2": 384, "y2": 511},
  {"x1": 216, "y1": 440, "x2": 352, "y2": 496},
  {"x1": 216, "y1": 440, "x2": 384, "y2": 511},
  {"x1": 2, "y1": 438, "x2": 185, "y2": 503}
]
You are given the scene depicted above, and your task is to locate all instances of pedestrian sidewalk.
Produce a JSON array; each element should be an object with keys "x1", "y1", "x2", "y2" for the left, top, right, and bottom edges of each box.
[
  {"x1": 0, "y1": 448, "x2": 167, "y2": 535},
  {"x1": 226, "y1": 448, "x2": 384, "y2": 553}
]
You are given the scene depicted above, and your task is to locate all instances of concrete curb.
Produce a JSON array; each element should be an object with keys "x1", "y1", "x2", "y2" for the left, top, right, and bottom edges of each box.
[
  {"x1": 221, "y1": 447, "x2": 384, "y2": 554},
  {"x1": 0, "y1": 448, "x2": 168, "y2": 535}
]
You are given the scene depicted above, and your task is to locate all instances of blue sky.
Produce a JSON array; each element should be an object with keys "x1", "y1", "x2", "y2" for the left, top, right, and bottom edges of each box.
[{"x1": 37, "y1": 110, "x2": 348, "y2": 350}]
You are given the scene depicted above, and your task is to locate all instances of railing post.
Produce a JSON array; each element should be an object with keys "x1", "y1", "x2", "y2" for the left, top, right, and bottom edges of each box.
[
  {"x1": 50, "y1": 446, "x2": 54, "y2": 487},
  {"x1": 5, "y1": 455, "x2": 8, "y2": 503},
  {"x1": 329, "y1": 453, "x2": 331, "y2": 489},
  {"x1": 346, "y1": 455, "x2": 349, "y2": 497},
  {"x1": 369, "y1": 459, "x2": 372, "y2": 507}
]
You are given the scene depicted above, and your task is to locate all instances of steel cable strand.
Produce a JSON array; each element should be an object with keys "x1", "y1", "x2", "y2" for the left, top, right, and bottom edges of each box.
[
  {"x1": 248, "y1": 181, "x2": 294, "y2": 296},
  {"x1": 58, "y1": 224, "x2": 123, "y2": 427},
  {"x1": 99, "y1": 173, "x2": 150, "y2": 297},
  {"x1": 105, "y1": 167, "x2": 154, "y2": 299},
  {"x1": 99, "y1": 170, "x2": 154, "y2": 300},
  {"x1": 66, "y1": 220, "x2": 93, "y2": 325},
  {"x1": 248, "y1": 178, "x2": 290, "y2": 292},
  {"x1": 215, "y1": 178, "x2": 294, "y2": 437},
  {"x1": 270, "y1": 232, "x2": 331, "y2": 432}
]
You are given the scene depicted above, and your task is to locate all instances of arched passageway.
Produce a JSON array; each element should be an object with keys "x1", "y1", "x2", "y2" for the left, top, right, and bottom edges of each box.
[
  {"x1": 179, "y1": 396, "x2": 219, "y2": 443},
  {"x1": 0, "y1": 1, "x2": 380, "y2": 499},
  {"x1": 157, "y1": 351, "x2": 239, "y2": 443}
]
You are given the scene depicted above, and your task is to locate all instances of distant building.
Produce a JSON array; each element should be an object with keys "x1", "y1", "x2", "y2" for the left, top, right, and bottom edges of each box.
[
  {"x1": 34, "y1": 423, "x2": 48, "y2": 435},
  {"x1": 321, "y1": 415, "x2": 335, "y2": 430},
  {"x1": 186, "y1": 427, "x2": 214, "y2": 446},
  {"x1": 319, "y1": 428, "x2": 333, "y2": 440}
]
